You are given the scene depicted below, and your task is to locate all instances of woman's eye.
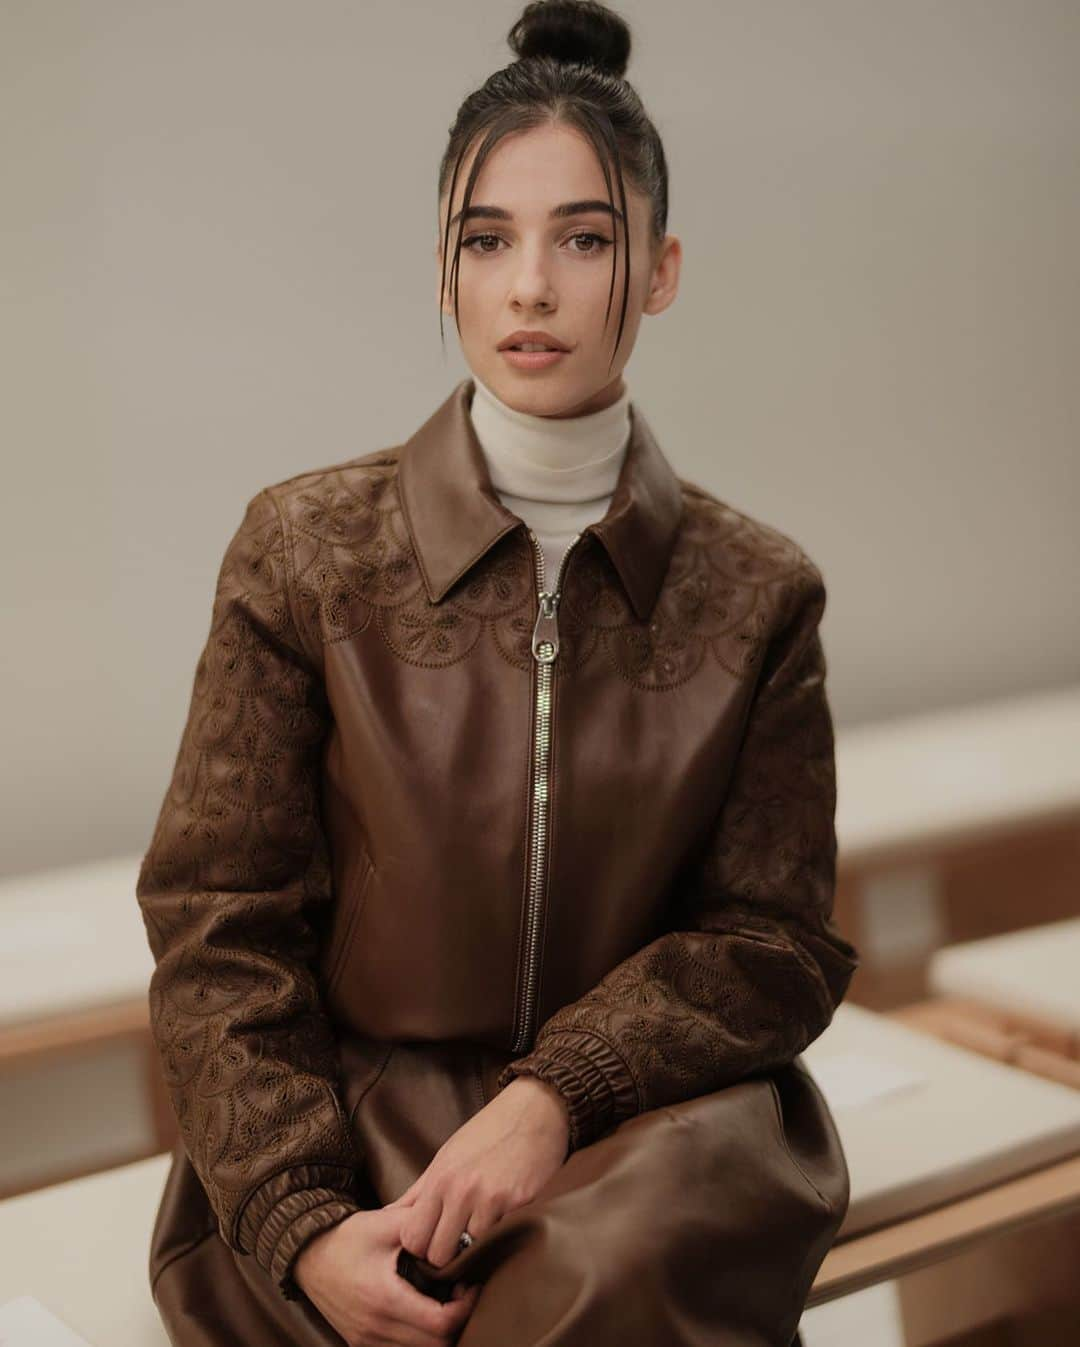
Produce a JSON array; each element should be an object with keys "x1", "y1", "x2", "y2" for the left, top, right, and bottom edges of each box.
[
  {"x1": 567, "y1": 231, "x2": 612, "y2": 254},
  {"x1": 460, "y1": 231, "x2": 613, "y2": 256},
  {"x1": 462, "y1": 232, "x2": 503, "y2": 254}
]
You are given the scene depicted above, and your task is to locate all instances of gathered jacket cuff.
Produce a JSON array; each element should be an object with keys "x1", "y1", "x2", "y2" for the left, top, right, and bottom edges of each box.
[
  {"x1": 236, "y1": 1164, "x2": 363, "y2": 1301},
  {"x1": 496, "y1": 1029, "x2": 641, "y2": 1154}
]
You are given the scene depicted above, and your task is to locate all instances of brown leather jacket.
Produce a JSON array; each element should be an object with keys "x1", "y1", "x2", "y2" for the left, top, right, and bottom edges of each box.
[{"x1": 136, "y1": 377, "x2": 858, "y2": 1302}]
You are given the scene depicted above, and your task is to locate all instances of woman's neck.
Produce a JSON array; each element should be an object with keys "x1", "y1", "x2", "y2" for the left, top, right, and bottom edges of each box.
[{"x1": 468, "y1": 374, "x2": 631, "y2": 503}]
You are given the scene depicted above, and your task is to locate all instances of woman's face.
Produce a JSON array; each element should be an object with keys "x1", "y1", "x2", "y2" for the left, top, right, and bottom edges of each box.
[{"x1": 436, "y1": 121, "x2": 681, "y2": 418}]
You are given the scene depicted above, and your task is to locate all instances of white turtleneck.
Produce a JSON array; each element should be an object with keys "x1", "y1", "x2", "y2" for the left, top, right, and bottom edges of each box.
[{"x1": 468, "y1": 374, "x2": 631, "y2": 586}]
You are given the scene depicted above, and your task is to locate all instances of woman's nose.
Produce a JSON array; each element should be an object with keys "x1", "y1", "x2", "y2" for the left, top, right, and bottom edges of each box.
[{"x1": 508, "y1": 253, "x2": 557, "y2": 309}]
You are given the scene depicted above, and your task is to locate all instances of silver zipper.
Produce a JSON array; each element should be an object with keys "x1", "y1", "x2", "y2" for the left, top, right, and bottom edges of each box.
[{"x1": 512, "y1": 527, "x2": 585, "y2": 1053}]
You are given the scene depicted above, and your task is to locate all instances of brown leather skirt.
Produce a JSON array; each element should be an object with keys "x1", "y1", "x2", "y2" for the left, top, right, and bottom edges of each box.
[{"x1": 148, "y1": 1034, "x2": 847, "y2": 1346}]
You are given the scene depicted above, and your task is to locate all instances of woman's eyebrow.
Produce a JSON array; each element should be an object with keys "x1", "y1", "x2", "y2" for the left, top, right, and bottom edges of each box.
[{"x1": 449, "y1": 199, "x2": 624, "y2": 229}]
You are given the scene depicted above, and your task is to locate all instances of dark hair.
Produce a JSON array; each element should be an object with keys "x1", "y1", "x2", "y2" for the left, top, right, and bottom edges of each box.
[{"x1": 437, "y1": 0, "x2": 669, "y2": 375}]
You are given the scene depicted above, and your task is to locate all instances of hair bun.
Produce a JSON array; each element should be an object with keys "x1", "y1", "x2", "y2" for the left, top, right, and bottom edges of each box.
[{"x1": 509, "y1": 0, "x2": 631, "y2": 79}]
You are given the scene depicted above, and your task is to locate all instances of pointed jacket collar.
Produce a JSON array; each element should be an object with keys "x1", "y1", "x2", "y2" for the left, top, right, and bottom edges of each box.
[{"x1": 397, "y1": 378, "x2": 684, "y2": 622}]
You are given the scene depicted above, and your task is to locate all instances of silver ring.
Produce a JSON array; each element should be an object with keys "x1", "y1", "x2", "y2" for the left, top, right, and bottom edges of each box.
[{"x1": 457, "y1": 1230, "x2": 474, "y2": 1249}]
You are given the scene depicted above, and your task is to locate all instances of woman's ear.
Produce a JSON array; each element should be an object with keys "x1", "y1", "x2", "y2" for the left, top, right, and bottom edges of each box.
[{"x1": 643, "y1": 234, "x2": 682, "y2": 318}]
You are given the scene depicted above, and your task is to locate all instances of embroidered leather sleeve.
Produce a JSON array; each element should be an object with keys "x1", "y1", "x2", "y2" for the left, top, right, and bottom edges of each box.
[
  {"x1": 496, "y1": 556, "x2": 859, "y2": 1154},
  {"x1": 135, "y1": 488, "x2": 364, "y2": 1302}
]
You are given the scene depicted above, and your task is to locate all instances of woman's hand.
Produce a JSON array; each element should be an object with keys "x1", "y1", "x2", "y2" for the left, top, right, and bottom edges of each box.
[
  {"x1": 293, "y1": 1208, "x2": 481, "y2": 1346},
  {"x1": 384, "y1": 1076, "x2": 571, "y2": 1269}
]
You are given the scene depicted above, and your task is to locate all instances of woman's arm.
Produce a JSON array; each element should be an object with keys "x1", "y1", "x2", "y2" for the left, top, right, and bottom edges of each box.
[
  {"x1": 495, "y1": 554, "x2": 859, "y2": 1154},
  {"x1": 136, "y1": 488, "x2": 363, "y2": 1301}
]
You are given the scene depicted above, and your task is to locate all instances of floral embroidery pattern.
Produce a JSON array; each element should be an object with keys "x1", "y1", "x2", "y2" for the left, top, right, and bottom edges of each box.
[
  {"x1": 135, "y1": 489, "x2": 364, "y2": 1297},
  {"x1": 275, "y1": 453, "x2": 807, "y2": 695}
]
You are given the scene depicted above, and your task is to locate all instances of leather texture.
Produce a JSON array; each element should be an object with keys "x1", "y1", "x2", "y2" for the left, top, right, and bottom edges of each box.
[{"x1": 137, "y1": 377, "x2": 858, "y2": 1344}]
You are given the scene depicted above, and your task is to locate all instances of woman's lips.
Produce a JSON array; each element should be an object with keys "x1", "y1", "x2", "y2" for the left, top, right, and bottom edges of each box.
[{"x1": 500, "y1": 348, "x2": 568, "y2": 370}]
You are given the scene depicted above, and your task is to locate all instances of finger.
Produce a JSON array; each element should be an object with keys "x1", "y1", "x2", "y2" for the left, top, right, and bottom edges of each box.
[
  {"x1": 380, "y1": 1308, "x2": 457, "y2": 1347},
  {"x1": 379, "y1": 1255, "x2": 479, "y2": 1341},
  {"x1": 397, "y1": 1191, "x2": 443, "y2": 1262},
  {"x1": 374, "y1": 1202, "x2": 421, "y2": 1248},
  {"x1": 382, "y1": 1268, "x2": 477, "y2": 1342},
  {"x1": 424, "y1": 1193, "x2": 474, "y2": 1270}
]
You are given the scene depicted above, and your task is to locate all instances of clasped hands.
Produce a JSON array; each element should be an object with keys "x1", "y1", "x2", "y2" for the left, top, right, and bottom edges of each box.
[{"x1": 385, "y1": 1074, "x2": 571, "y2": 1270}]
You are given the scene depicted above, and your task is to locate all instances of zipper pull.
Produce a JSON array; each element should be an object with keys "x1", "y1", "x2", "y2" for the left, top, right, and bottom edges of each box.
[
  {"x1": 531, "y1": 589, "x2": 561, "y2": 664},
  {"x1": 528, "y1": 527, "x2": 581, "y2": 665}
]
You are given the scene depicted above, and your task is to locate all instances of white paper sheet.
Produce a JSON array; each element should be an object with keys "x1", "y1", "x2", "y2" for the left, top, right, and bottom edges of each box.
[
  {"x1": 808, "y1": 1050, "x2": 929, "y2": 1111},
  {"x1": 0, "y1": 1295, "x2": 95, "y2": 1347},
  {"x1": 800, "y1": 1280, "x2": 906, "y2": 1347}
]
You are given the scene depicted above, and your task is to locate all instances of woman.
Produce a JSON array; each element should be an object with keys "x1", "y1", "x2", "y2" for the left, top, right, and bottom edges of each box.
[{"x1": 136, "y1": 2, "x2": 859, "y2": 1344}]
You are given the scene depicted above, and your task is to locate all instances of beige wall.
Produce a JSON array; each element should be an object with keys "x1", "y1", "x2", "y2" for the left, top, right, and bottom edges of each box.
[{"x1": 2, "y1": 1, "x2": 1077, "y2": 877}]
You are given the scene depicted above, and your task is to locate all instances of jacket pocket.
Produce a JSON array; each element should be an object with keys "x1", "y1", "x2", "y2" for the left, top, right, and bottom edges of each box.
[
  {"x1": 324, "y1": 852, "x2": 376, "y2": 998},
  {"x1": 148, "y1": 1142, "x2": 220, "y2": 1296},
  {"x1": 767, "y1": 1057, "x2": 850, "y2": 1222},
  {"x1": 339, "y1": 1034, "x2": 396, "y2": 1131}
]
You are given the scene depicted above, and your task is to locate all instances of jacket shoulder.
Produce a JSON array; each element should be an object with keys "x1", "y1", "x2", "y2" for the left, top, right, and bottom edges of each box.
[
  {"x1": 675, "y1": 474, "x2": 823, "y2": 588},
  {"x1": 244, "y1": 445, "x2": 405, "y2": 544},
  {"x1": 258, "y1": 444, "x2": 402, "y2": 503},
  {"x1": 228, "y1": 446, "x2": 405, "y2": 662}
]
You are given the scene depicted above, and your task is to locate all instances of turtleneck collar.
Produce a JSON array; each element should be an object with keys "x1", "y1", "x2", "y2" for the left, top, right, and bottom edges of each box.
[{"x1": 468, "y1": 374, "x2": 631, "y2": 503}]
